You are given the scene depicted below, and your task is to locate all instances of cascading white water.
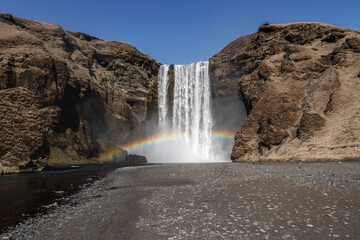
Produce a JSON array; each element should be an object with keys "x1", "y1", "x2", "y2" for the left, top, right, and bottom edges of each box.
[
  {"x1": 158, "y1": 64, "x2": 170, "y2": 126},
  {"x1": 131, "y1": 60, "x2": 237, "y2": 163},
  {"x1": 172, "y1": 61, "x2": 212, "y2": 158},
  {"x1": 156, "y1": 61, "x2": 213, "y2": 160}
]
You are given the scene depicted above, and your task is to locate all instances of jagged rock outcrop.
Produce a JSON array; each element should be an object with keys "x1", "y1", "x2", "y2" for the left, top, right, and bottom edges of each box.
[
  {"x1": 211, "y1": 22, "x2": 360, "y2": 162},
  {"x1": 105, "y1": 151, "x2": 147, "y2": 166},
  {"x1": 0, "y1": 13, "x2": 160, "y2": 173}
]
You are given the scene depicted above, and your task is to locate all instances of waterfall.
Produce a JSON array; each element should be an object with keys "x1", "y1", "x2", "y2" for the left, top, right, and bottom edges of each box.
[
  {"x1": 158, "y1": 65, "x2": 170, "y2": 126},
  {"x1": 159, "y1": 61, "x2": 213, "y2": 159},
  {"x1": 130, "y1": 60, "x2": 235, "y2": 163},
  {"x1": 126, "y1": 60, "x2": 238, "y2": 163}
]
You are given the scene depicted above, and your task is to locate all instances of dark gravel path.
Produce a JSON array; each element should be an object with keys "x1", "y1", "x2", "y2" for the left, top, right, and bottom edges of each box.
[{"x1": 1, "y1": 162, "x2": 359, "y2": 240}]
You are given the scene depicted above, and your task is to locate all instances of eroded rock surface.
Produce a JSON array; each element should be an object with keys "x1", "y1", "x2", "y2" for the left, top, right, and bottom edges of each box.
[
  {"x1": 0, "y1": 13, "x2": 160, "y2": 173},
  {"x1": 211, "y1": 23, "x2": 360, "y2": 162}
]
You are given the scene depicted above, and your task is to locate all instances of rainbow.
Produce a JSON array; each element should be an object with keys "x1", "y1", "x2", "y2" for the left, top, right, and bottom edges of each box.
[{"x1": 98, "y1": 130, "x2": 235, "y2": 161}]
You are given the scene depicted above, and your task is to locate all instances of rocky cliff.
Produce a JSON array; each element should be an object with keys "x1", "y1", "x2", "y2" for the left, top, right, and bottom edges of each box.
[
  {"x1": 0, "y1": 13, "x2": 160, "y2": 173},
  {"x1": 2, "y1": 15, "x2": 359, "y2": 171},
  {"x1": 210, "y1": 22, "x2": 360, "y2": 162}
]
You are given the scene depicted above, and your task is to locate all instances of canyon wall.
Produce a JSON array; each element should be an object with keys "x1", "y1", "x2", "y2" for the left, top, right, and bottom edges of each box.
[
  {"x1": 0, "y1": 13, "x2": 160, "y2": 173},
  {"x1": 210, "y1": 23, "x2": 360, "y2": 162},
  {"x1": 2, "y1": 14, "x2": 359, "y2": 172}
]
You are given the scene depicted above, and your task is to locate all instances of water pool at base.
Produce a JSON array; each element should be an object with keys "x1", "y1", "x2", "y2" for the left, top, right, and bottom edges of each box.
[{"x1": 0, "y1": 164, "x2": 117, "y2": 233}]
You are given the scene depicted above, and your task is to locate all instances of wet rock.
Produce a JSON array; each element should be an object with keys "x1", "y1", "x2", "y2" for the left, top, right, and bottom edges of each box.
[
  {"x1": 106, "y1": 151, "x2": 147, "y2": 165},
  {"x1": 126, "y1": 154, "x2": 148, "y2": 164}
]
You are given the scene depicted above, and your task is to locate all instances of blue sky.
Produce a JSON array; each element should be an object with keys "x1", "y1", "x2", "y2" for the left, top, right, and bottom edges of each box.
[{"x1": 2, "y1": 0, "x2": 359, "y2": 64}]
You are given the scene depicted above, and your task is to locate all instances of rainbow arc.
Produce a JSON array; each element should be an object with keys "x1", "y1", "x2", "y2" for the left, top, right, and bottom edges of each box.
[{"x1": 99, "y1": 130, "x2": 235, "y2": 161}]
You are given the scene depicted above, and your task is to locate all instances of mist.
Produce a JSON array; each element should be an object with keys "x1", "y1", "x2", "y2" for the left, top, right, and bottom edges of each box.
[
  {"x1": 127, "y1": 98, "x2": 247, "y2": 163},
  {"x1": 212, "y1": 97, "x2": 247, "y2": 134},
  {"x1": 94, "y1": 61, "x2": 248, "y2": 164}
]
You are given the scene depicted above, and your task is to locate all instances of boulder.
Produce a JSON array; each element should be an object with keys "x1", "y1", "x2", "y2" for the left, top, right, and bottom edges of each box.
[
  {"x1": 106, "y1": 152, "x2": 147, "y2": 166},
  {"x1": 126, "y1": 154, "x2": 148, "y2": 164}
]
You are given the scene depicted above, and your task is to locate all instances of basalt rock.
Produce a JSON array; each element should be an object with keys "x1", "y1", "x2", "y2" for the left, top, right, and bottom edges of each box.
[
  {"x1": 126, "y1": 154, "x2": 147, "y2": 164},
  {"x1": 0, "y1": 13, "x2": 160, "y2": 173},
  {"x1": 210, "y1": 22, "x2": 360, "y2": 162},
  {"x1": 106, "y1": 151, "x2": 147, "y2": 166}
]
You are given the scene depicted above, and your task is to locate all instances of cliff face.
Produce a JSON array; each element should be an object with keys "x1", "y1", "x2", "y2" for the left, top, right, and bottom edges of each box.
[
  {"x1": 0, "y1": 13, "x2": 160, "y2": 173},
  {"x1": 2, "y1": 15, "x2": 359, "y2": 171},
  {"x1": 211, "y1": 23, "x2": 360, "y2": 162}
]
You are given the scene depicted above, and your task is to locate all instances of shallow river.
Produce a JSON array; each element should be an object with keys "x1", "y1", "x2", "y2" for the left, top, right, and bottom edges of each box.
[{"x1": 0, "y1": 164, "x2": 117, "y2": 233}]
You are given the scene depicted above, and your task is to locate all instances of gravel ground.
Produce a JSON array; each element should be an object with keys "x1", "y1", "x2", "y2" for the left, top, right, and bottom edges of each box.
[{"x1": 1, "y1": 162, "x2": 360, "y2": 240}]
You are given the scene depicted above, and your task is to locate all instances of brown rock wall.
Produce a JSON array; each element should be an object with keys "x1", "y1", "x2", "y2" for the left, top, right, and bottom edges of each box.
[
  {"x1": 211, "y1": 22, "x2": 360, "y2": 162},
  {"x1": 0, "y1": 13, "x2": 160, "y2": 173}
]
